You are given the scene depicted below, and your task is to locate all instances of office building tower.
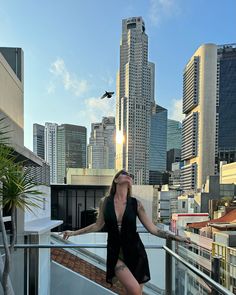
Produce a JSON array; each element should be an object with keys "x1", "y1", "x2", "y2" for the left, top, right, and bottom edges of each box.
[
  {"x1": 33, "y1": 123, "x2": 45, "y2": 159},
  {"x1": 181, "y1": 44, "x2": 217, "y2": 192},
  {"x1": 167, "y1": 119, "x2": 182, "y2": 151},
  {"x1": 167, "y1": 148, "x2": 181, "y2": 172},
  {"x1": 45, "y1": 122, "x2": 58, "y2": 183},
  {"x1": 87, "y1": 117, "x2": 115, "y2": 169},
  {"x1": 116, "y1": 17, "x2": 154, "y2": 184},
  {"x1": 149, "y1": 104, "x2": 167, "y2": 184},
  {"x1": 57, "y1": 124, "x2": 87, "y2": 183},
  {"x1": 217, "y1": 44, "x2": 236, "y2": 165}
]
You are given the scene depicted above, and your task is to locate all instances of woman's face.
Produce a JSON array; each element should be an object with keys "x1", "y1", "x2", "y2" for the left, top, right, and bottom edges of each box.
[{"x1": 115, "y1": 171, "x2": 134, "y2": 187}]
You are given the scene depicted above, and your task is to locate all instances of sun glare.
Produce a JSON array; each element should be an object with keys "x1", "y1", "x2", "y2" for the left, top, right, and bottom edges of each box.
[{"x1": 116, "y1": 131, "x2": 124, "y2": 144}]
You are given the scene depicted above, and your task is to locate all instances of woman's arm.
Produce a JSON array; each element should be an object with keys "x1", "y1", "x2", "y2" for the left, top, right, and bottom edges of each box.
[
  {"x1": 63, "y1": 197, "x2": 105, "y2": 240},
  {"x1": 137, "y1": 200, "x2": 190, "y2": 243}
]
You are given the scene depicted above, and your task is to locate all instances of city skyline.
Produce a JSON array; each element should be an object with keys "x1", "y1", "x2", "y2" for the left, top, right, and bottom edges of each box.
[{"x1": 1, "y1": 1, "x2": 235, "y2": 151}]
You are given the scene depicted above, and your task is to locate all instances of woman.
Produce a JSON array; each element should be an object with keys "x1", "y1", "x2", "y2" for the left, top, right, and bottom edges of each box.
[{"x1": 63, "y1": 169, "x2": 190, "y2": 295}]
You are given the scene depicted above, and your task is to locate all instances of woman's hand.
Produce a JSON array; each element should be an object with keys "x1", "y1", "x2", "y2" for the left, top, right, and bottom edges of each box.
[
  {"x1": 175, "y1": 235, "x2": 191, "y2": 244},
  {"x1": 62, "y1": 230, "x2": 74, "y2": 240}
]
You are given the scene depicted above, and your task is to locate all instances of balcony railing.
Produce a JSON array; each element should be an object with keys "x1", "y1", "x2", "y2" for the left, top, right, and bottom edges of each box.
[{"x1": 0, "y1": 234, "x2": 233, "y2": 295}]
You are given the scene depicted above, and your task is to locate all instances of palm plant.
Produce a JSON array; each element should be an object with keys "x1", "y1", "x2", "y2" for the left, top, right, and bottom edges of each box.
[{"x1": 0, "y1": 118, "x2": 44, "y2": 295}]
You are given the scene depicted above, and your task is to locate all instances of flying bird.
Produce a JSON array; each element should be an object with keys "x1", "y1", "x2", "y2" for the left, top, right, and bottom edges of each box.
[{"x1": 100, "y1": 91, "x2": 114, "y2": 99}]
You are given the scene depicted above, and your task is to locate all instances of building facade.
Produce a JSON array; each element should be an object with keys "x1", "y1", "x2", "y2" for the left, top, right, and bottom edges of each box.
[
  {"x1": 0, "y1": 47, "x2": 61, "y2": 295},
  {"x1": 149, "y1": 104, "x2": 167, "y2": 185},
  {"x1": 57, "y1": 124, "x2": 87, "y2": 184},
  {"x1": 181, "y1": 44, "x2": 217, "y2": 192},
  {"x1": 217, "y1": 44, "x2": 236, "y2": 166},
  {"x1": 116, "y1": 17, "x2": 154, "y2": 184},
  {"x1": 33, "y1": 123, "x2": 45, "y2": 159},
  {"x1": 87, "y1": 117, "x2": 115, "y2": 169},
  {"x1": 0, "y1": 47, "x2": 24, "y2": 147},
  {"x1": 167, "y1": 119, "x2": 182, "y2": 151},
  {"x1": 45, "y1": 122, "x2": 58, "y2": 183}
]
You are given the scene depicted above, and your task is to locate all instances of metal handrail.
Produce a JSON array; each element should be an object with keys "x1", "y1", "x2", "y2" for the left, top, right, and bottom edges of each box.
[
  {"x1": 0, "y1": 242, "x2": 233, "y2": 294},
  {"x1": 0, "y1": 243, "x2": 163, "y2": 249},
  {"x1": 163, "y1": 245, "x2": 234, "y2": 295}
]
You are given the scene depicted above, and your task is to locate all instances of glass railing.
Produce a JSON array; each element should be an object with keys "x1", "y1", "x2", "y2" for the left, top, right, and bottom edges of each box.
[{"x1": 0, "y1": 233, "x2": 234, "y2": 295}]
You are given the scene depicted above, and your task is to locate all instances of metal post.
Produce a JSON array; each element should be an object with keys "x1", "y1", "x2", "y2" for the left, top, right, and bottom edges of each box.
[
  {"x1": 29, "y1": 234, "x2": 39, "y2": 295},
  {"x1": 165, "y1": 239, "x2": 172, "y2": 295},
  {"x1": 211, "y1": 255, "x2": 221, "y2": 295}
]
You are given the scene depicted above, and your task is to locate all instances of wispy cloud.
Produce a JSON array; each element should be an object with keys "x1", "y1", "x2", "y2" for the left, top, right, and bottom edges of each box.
[
  {"x1": 148, "y1": 0, "x2": 180, "y2": 26},
  {"x1": 46, "y1": 81, "x2": 56, "y2": 94},
  {"x1": 75, "y1": 96, "x2": 116, "y2": 129},
  {"x1": 169, "y1": 98, "x2": 184, "y2": 122},
  {"x1": 49, "y1": 58, "x2": 89, "y2": 97},
  {"x1": 101, "y1": 76, "x2": 114, "y2": 87}
]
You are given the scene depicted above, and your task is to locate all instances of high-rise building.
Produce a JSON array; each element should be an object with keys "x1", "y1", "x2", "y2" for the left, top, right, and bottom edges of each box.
[
  {"x1": 33, "y1": 123, "x2": 45, "y2": 159},
  {"x1": 167, "y1": 119, "x2": 182, "y2": 151},
  {"x1": 57, "y1": 124, "x2": 87, "y2": 183},
  {"x1": 181, "y1": 44, "x2": 217, "y2": 192},
  {"x1": 36, "y1": 122, "x2": 87, "y2": 184},
  {"x1": 45, "y1": 122, "x2": 58, "y2": 183},
  {"x1": 217, "y1": 44, "x2": 236, "y2": 165},
  {"x1": 87, "y1": 117, "x2": 115, "y2": 169},
  {"x1": 116, "y1": 17, "x2": 154, "y2": 184},
  {"x1": 149, "y1": 104, "x2": 167, "y2": 184},
  {"x1": 167, "y1": 148, "x2": 181, "y2": 172}
]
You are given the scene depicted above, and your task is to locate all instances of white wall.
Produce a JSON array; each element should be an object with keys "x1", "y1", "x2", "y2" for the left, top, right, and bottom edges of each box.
[{"x1": 24, "y1": 185, "x2": 51, "y2": 223}]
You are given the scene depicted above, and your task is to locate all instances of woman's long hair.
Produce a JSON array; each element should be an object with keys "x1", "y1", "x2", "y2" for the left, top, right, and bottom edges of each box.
[
  {"x1": 96, "y1": 170, "x2": 132, "y2": 223},
  {"x1": 109, "y1": 169, "x2": 132, "y2": 198}
]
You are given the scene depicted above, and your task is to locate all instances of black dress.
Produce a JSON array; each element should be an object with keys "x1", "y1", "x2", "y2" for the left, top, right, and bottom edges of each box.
[{"x1": 103, "y1": 195, "x2": 151, "y2": 285}]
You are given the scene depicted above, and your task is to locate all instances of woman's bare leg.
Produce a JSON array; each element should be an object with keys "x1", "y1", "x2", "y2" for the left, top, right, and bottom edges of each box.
[{"x1": 115, "y1": 259, "x2": 142, "y2": 295}]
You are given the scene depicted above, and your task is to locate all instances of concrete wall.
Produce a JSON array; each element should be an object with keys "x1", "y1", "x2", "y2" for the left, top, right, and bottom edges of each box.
[
  {"x1": 220, "y1": 162, "x2": 236, "y2": 184},
  {"x1": 0, "y1": 52, "x2": 24, "y2": 147},
  {"x1": 67, "y1": 168, "x2": 116, "y2": 185},
  {"x1": 24, "y1": 185, "x2": 51, "y2": 223}
]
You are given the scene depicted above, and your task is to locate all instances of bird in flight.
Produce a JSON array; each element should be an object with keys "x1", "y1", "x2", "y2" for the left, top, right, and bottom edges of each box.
[{"x1": 100, "y1": 91, "x2": 114, "y2": 99}]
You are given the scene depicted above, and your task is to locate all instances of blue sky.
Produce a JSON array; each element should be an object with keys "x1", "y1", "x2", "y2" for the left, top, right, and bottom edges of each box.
[{"x1": 0, "y1": 0, "x2": 235, "y2": 150}]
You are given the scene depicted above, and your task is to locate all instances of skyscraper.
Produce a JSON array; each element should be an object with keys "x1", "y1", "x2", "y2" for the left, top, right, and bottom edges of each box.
[
  {"x1": 57, "y1": 124, "x2": 87, "y2": 183},
  {"x1": 116, "y1": 17, "x2": 154, "y2": 184},
  {"x1": 149, "y1": 104, "x2": 167, "y2": 184},
  {"x1": 181, "y1": 44, "x2": 217, "y2": 192},
  {"x1": 87, "y1": 117, "x2": 116, "y2": 169},
  {"x1": 167, "y1": 119, "x2": 182, "y2": 151},
  {"x1": 33, "y1": 123, "x2": 45, "y2": 159},
  {"x1": 45, "y1": 122, "x2": 58, "y2": 183},
  {"x1": 217, "y1": 44, "x2": 236, "y2": 165}
]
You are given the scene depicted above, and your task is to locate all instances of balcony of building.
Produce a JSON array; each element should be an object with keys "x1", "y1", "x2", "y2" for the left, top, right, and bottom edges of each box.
[{"x1": 0, "y1": 231, "x2": 233, "y2": 295}]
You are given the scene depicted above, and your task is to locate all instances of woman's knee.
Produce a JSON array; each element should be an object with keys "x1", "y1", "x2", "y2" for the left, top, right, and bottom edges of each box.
[{"x1": 125, "y1": 284, "x2": 142, "y2": 295}]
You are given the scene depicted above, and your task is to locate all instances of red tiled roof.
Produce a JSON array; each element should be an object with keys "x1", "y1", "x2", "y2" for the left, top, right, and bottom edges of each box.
[{"x1": 187, "y1": 209, "x2": 236, "y2": 229}]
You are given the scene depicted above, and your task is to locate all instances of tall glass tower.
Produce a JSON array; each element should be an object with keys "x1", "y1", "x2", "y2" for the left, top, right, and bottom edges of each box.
[
  {"x1": 116, "y1": 17, "x2": 154, "y2": 184},
  {"x1": 149, "y1": 104, "x2": 167, "y2": 184},
  {"x1": 217, "y1": 44, "x2": 236, "y2": 165},
  {"x1": 33, "y1": 123, "x2": 45, "y2": 159},
  {"x1": 57, "y1": 124, "x2": 87, "y2": 184}
]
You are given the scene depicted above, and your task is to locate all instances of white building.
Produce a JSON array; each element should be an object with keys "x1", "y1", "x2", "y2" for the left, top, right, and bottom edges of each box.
[
  {"x1": 87, "y1": 117, "x2": 116, "y2": 169},
  {"x1": 45, "y1": 122, "x2": 58, "y2": 183},
  {"x1": 116, "y1": 17, "x2": 154, "y2": 184}
]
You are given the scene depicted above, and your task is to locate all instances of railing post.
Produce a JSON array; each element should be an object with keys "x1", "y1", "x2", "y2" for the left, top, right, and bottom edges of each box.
[
  {"x1": 28, "y1": 234, "x2": 39, "y2": 295},
  {"x1": 211, "y1": 255, "x2": 221, "y2": 295},
  {"x1": 165, "y1": 239, "x2": 172, "y2": 295}
]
